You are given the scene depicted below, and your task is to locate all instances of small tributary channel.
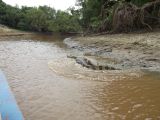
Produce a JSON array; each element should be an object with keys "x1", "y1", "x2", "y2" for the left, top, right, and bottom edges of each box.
[{"x1": 0, "y1": 34, "x2": 160, "y2": 120}]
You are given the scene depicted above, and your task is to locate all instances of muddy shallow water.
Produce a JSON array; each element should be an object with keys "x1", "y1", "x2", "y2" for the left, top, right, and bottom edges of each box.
[{"x1": 0, "y1": 34, "x2": 160, "y2": 120}]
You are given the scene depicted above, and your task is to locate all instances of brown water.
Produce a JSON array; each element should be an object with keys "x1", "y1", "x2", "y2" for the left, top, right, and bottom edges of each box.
[{"x1": 0, "y1": 34, "x2": 160, "y2": 120}]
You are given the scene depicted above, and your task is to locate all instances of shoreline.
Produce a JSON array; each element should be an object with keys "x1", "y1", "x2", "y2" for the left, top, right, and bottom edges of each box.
[{"x1": 64, "y1": 31, "x2": 160, "y2": 71}]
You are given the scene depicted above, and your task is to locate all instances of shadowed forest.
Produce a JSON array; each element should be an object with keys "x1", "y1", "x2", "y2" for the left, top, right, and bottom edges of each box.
[{"x1": 0, "y1": 0, "x2": 159, "y2": 33}]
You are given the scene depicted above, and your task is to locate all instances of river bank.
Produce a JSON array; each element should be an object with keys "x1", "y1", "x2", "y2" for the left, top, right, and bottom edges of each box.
[
  {"x1": 64, "y1": 31, "x2": 160, "y2": 71},
  {"x1": 0, "y1": 25, "x2": 34, "y2": 37},
  {"x1": 1, "y1": 25, "x2": 160, "y2": 71},
  {"x1": 0, "y1": 30, "x2": 160, "y2": 119}
]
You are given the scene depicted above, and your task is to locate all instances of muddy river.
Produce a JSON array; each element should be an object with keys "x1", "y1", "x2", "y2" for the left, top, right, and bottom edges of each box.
[{"x1": 0, "y1": 34, "x2": 160, "y2": 120}]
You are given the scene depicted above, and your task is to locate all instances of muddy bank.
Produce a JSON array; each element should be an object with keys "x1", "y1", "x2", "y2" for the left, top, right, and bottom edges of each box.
[
  {"x1": 1, "y1": 33, "x2": 160, "y2": 120},
  {"x1": 0, "y1": 25, "x2": 33, "y2": 37},
  {"x1": 64, "y1": 31, "x2": 160, "y2": 71}
]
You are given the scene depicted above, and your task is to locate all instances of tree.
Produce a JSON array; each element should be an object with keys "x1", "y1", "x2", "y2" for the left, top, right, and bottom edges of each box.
[{"x1": 0, "y1": 1, "x2": 81, "y2": 32}]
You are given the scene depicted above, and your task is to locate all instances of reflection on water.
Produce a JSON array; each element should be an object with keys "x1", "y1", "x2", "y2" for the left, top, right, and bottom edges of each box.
[{"x1": 0, "y1": 34, "x2": 160, "y2": 120}]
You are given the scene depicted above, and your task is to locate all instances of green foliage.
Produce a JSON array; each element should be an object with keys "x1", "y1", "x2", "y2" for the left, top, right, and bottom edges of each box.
[
  {"x1": 54, "y1": 10, "x2": 81, "y2": 32},
  {"x1": 0, "y1": 1, "x2": 81, "y2": 32},
  {"x1": 131, "y1": 0, "x2": 150, "y2": 7},
  {"x1": 89, "y1": 17, "x2": 101, "y2": 31},
  {"x1": 0, "y1": 0, "x2": 155, "y2": 33},
  {"x1": 76, "y1": 0, "x2": 124, "y2": 29},
  {"x1": 76, "y1": 0, "x2": 154, "y2": 32}
]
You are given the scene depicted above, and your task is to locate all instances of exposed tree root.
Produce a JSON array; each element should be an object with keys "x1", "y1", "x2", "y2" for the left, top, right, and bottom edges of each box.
[{"x1": 112, "y1": 0, "x2": 160, "y2": 32}]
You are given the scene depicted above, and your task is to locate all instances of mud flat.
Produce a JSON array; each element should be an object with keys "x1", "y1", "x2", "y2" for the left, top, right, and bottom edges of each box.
[{"x1": 64, "y1": 31, "x2": 160, "y2": 71}]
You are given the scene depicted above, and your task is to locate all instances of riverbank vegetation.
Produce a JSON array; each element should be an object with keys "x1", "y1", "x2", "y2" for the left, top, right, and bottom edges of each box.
[
  {"x1": 0, "y1": 0, "x2": 81, "y2": 32},
  {"x1": 77, "y1": 0, "x2": 160, "y2": 34},
  {"x1": 0, "y1": 0, "x2": 159, "y2": 34}
]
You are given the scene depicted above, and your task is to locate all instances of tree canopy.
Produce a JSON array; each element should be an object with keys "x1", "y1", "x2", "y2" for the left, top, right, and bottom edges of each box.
[
  {"x1": 0, "y1": 0, "x2": 159, "y2": 33},
  {"x1": 76, "y1": 0, "x2": 159, "y2": 33},
  {"x1": 0, "y1": 0, "x2": 81, "y2": 32}
]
